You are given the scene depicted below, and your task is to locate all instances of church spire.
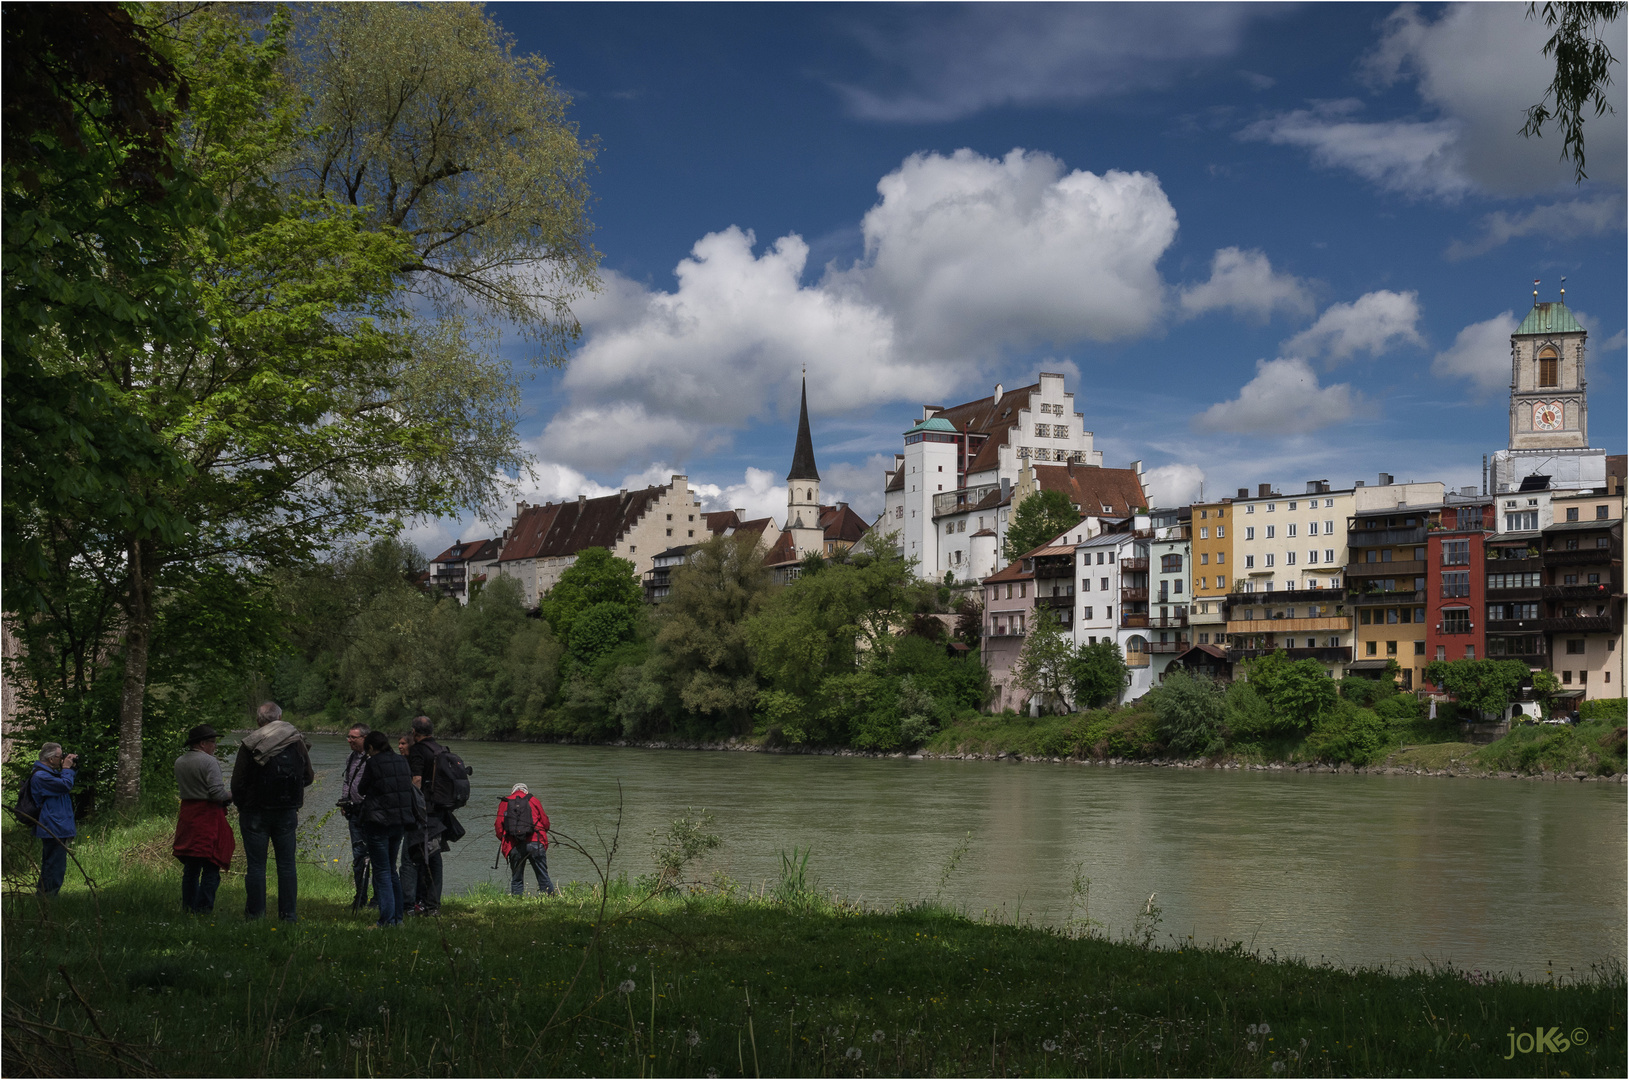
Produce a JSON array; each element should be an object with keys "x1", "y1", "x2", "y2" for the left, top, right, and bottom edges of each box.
[{"x1": 787, "y1": 377, "x2": 820, "y2": 482}]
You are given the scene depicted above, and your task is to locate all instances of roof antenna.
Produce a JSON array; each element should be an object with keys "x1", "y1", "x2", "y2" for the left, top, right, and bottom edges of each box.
[{"x1": 1533, "y1": 278, "x2": 1540, "y2": 305}]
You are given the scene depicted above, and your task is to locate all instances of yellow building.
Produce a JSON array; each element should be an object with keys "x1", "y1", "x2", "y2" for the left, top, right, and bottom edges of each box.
[{"x1": 1189, "y1": 499, "x2": 1234, "y2": 648}]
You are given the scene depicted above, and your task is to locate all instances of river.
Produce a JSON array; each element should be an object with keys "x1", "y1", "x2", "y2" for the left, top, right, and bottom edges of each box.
[{"x1": 299, "y1": 734, "x2": 1625, "y2": 978}]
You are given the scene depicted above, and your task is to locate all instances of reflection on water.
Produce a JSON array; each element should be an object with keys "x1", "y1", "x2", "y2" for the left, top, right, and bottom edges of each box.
[{"x1": 296, "y1": 735, "x2": 1625, "y2": 976}]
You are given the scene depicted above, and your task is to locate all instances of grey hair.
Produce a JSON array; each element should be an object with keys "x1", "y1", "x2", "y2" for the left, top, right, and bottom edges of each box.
[
  {"x1": 256, "y1": 702, "x2": 283, "y2": 726},
  {"x1": 38, "y1": 742, "x2": 62, "y2": 762},
  {"x1": 347, "y1": 723, "x2": 371, "y2": 737},
  {"x1": 411, "y1": 715, "x2": 433, "y2": 737}
]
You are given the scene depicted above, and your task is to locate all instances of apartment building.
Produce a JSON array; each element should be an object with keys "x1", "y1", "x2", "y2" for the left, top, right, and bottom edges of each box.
[
  {"x1": 1075, "y1": 523, "x2": 1158, "y2": 699},
  {"x1": 1538, "y1": 513, "x2": 1623, "y2": 700},
  {"x1": 1147, "y1": 511, "x2": 1192, "y2": 675},
  {"x1": 1189, "y1": 499, "x2": 1234, "y2": 648},
  {"x1": 982, "y1": 559, "x2": 1036, "y2": 712}
]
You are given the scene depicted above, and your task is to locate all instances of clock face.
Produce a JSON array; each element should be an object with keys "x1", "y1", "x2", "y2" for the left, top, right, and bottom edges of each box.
[{"x1": 1533, "y1": 401, "x2": 1564, "y2": 431}]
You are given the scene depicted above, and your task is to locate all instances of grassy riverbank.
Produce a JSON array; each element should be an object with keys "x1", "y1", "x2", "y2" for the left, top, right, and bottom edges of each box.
[{"x1": 3, "y1": 816, "x2": 1623, "y2": 1078}]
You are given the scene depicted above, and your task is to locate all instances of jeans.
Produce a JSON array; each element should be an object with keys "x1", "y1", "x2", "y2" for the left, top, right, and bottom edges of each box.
[
  {"x1": 508, "y1": 842, "x2": 557, "y2": 896},
  {"x1": 240, "y1": 807, "x2": 299, "y2": 921},
  {"x1": 179, "y1": 856, "x2": 221, "y2": 913},
  {"x1": 39, "y1": 837, "x2": 67, "y2": 896},
  {"x1": 362, "y1": 825, "x2": 404, "y2": 925},
  {"x1": 346, "y1": 816, "x2": 373, "y2": 906}
]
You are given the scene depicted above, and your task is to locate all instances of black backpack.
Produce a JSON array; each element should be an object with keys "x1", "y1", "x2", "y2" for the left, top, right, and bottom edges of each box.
[
  {"x1": 502, "y1": 794, "x2": 535, "y2": 843},
  {"x1": 11, "y1": 765, "x2": 43, "y2": 826},
  {"x1": 427, "y1": 746, "x2": 471, "y2": 810},
  {"x1": 254, "y1": 744, "x2": 306, "y2": 810}
]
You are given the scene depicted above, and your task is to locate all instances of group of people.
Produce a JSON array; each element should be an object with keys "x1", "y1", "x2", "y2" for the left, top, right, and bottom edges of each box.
[{"x1": 21, "y1": 704, "x2": 558, "y2": 928}]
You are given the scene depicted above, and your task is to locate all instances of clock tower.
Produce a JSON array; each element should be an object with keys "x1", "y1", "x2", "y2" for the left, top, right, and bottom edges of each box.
[{"x1": 1490, "y1": 283, "x2": 1607, "y2": 493}]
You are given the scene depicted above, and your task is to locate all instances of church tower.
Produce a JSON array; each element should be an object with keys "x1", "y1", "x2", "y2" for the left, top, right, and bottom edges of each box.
[
  {"x1": 1491, "y1": 281, "x2": 1606, "y2": 492},
  {"x1": 1509, "y1": 282, "x2": 1588, "y2": 451},
  {"x1": 786, "y1": 377, "x2": 825, "y2": 558}
]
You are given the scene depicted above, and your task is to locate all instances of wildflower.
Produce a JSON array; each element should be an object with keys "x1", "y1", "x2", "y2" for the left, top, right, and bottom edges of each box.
[
  {"x1": 348, "y1": 1036, "x2": 363, "y2": 1049},
  {"x1": 378, "y1": 1004, "x2": 389, "y2": 1014},
  {"x1": 686, "y1": 1030, "x2": 700, "y2": 1047},
  {"x1": 705, "y1": 1070, "x2": 719, "y2": 1079},
  {"x1": 845, "y1": 1047, "x2": 861, "y2": 1060},
  {"x1": 1247, "y1": 1024, "x2": 1258, "y2": 1035},
  {"x1": 1271, "y1": 1063, "x2": 1284, "y2": 1074},
  {"x1": 872, "y1": 1030, "x2": 884, "y2": 1043},
  {"x1": 1259, "y1": 1022, "x2": 1271, "y2": 1035},
  {"x1": 617, "y1": 980, "x2": 637, "y2": 994},
  {"x1": 629, "y1": 963, "x2": 637, "y2": 973},
  {"x1": 1248, "y1": 1041, "x2": 1258, "y2": 1052},
  {"x1": 310, "y1": 1024, "x2": 323, "y2": 1035},
  {"x1": 1043, "y1": 1040, "x2": 1058, "y2": 1052}
]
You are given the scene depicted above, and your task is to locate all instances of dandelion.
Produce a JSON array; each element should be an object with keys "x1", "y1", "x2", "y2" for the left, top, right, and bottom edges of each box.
[
  {"x1": 617, "y1": 980, "x2": 636, "y2": 994},
  {"x1": 348, "y1": 1036, "x2": 363, "y2": 1049},
  {"x1": 1259, "y1": 1022, "x2": 1271, "y2": 1035},
  {"x1": 705, "y1": 1070, "x2": 719, "y2": 1079},
  {"x1": 378, "y1": 1004, "x2": 389, "y2": 1014},
  {"x1": 1271, "y1": 1063, "x2": 1284, "y2": 1074},
  {"x1": 686, "y1": 1030, "x2": 700, "y2": 1047},
  {"x1": 1248, "y1": 1041, "x2": 1258, "y2": 1052},
  {"x1": 872, "y1": 1030, "x2": 884, "y2": 1043},
  {"x1": 845, "y1": 1047, "x2": 862, "y2": 1060},
  {"x1": 310, "y1": 1024, "x2": 323, "y2": 1035},
  {"x1": 629, "y1": 963, "x2": 637, "y2": 973},
  {"x1": 1042, "y1": 1039, "x2": 1058, "y2": 1052},
  {"x1": 1247, "y1": 1024, "x2": 1258, "y2": 1035}
]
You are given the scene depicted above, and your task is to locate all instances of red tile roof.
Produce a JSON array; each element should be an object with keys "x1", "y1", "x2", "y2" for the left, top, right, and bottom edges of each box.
[
  {"x1": 762, "y1": 529, "x2": 798, "y2": 566},
  {"x1": 430, "y1": 537, "x2": 499, "y2": 565},
  {"x1": 818, "y1": 503, "x2": 870, "y2": 544},
  {"x1": 983, "y1": 557, "x2": 1034, "y2": 584},
  {"x1": 1031, "y1": 463, "x2": 1147, "y2": 517},
  {"x1": 498, "y1": 485, "x2": 672, "y2": 563},
  {"x1": 928, "y1": 382, "x2": 1040, "y2": 473}
]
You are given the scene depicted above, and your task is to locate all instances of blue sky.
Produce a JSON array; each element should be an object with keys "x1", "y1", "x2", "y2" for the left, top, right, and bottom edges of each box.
[{"x1": 412, "y1": 2, "x2": 1626, "y2": 554}]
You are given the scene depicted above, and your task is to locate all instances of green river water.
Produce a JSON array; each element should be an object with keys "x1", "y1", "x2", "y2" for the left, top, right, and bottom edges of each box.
[{"x1": 301, "y1": 733, "x2": 1625, "y2": 978}]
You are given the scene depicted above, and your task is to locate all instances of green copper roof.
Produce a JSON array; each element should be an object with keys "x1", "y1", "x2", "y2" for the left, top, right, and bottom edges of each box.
[
  {"x1": 905, "y1": 416, "x2": 958, "y2": 435},
  {"x1": 1516, "y1": 301, "x2": 1584, "y2": 336}
]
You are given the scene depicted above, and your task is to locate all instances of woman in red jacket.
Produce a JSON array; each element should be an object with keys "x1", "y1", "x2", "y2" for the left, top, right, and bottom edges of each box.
[{"x1": 495, "y1": 783, "x2": 556, "y2": 896}]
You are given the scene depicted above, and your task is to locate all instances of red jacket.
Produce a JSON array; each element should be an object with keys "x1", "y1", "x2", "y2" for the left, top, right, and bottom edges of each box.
[
  {"x1": 494, "y1": 794, "x2": 549, "y2": 858},
  {"x1": 174, "y1": 800, "x2": 235, "y2": 869}
]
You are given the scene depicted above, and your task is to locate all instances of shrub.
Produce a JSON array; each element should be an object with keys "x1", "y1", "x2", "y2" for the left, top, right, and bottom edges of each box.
[
  {"x1": 1302, "y1": 700, "x2": 1388, "y2": 766},
  {"x1": 1581, "y1": 698, "x2": 1627, "y2": 721},
  {"x1": 1147, "y1": 671, "x2": 1226, "y2": 756},
  {"x1": 1222, "y1": 681, "x2": 1280, "y2": 740}
]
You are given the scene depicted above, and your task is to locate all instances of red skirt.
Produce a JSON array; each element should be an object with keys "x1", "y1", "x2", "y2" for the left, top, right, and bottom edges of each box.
[{"x1": 173, "y1": 800, "x2": 235, "y2": 869}]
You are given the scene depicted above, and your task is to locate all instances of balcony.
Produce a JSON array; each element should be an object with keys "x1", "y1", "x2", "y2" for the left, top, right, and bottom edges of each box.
[
  {"x1": 1148, "y1": 640, "x2": 1190, "y2": 654},
  {"x1": 1542, "y1": 583, "x2": 1615, "y2": 600},
  {"x1": 1120, "y1": 614, "x2": 1149, "y2": 628},
  {"x1": 1120, "y1": 557, "x2": 1149, "y2": 571},
  {"x1": 1040, "y1": 595, "x2": 1074, "y2": 610},
  {"x1": 1226, "y1": 616, "x2": 1350, "y2": 635},
  {"x1": 1124, "y1": 650, "x2": 1150, "y2": 668},
  {"x1": 1484, "y1": 585, "x2": 1542, "y2": 601},
  {"x1": 1148, "y1": 614, "x2": 1189, "y2": 628},
  {"x1": 1346, "y1": 586, "x2": 1419, "y2": 604},
  {"x1": 1347, "y1": 559, "x2": 1427, "y2": 578},
  {"x1": 1348, "y1": 526, "x2": 1426, "y2": 547},
  {"x1": 986, "y1": 627, "x2": 1027, "y2": 638},
  {"x1": 1544, "y1": 548, "x2": 1613, "y2": 565},
  {"x1": 1120, "y1": 587, "x2": 1148, "y2": 602},
  {"x1": 1229, "y1": 646, "x2": 1353, "y2": 664},
  {"x1": 1535, "y1": 616, "x2": 1616, "y2": 633}
]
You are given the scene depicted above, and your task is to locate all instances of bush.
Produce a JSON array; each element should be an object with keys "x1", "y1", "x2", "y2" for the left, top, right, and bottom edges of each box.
[
  {"x1": 1581, "y1": 698, "x2": 1627, "y2": 721},
  {"x1": 1302, "y1": 700, "x2": 1388, "y2": 766},
  {"x1": 1222, "y1": 681, "x2": 1280, "y2": 740},
  {"x1": 1147, "y1": 671, "x2": 1226, "y2": 756}
]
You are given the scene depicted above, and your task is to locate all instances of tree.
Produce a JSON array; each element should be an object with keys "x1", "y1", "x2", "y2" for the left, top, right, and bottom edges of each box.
[
  {"x1": 538, "y1": 547, "x2": 643, "y2": 646},
  {"x1": 1147, "y1": 670, "x2": 1226, "y2": 756},
  {"x1": 1069, "y1": 639, "x2": 1128, "y2": 710},
  {"x1": 1521, "y1": 2, "x2": 1626, "y2": 182},
  {"x1": 1003, "y1": 490, "x2": 1081, "y2": 563},
  {"x1": 655, "y1": 532, "x2": 773, "y2": 733},
  {"x1": 1424, "y1": 658, "x2": 1530, "y2": 719},
  {"x1": 1245, "y1": 651, "x2": 1337, "y2": 728},
  {"x1": 1013, "y1": 609, "x2": 1075, "y2": 714}
]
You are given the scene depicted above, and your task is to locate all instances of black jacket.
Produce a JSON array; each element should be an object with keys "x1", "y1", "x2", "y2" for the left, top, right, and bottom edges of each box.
[{"x1": 358, "y1": 751, "x2": 417, "y2": 829}]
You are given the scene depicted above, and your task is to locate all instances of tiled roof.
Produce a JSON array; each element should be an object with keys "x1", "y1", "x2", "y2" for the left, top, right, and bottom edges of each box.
[
  {"x1": 703, "y1": 510, "x2": 742, "y2": 535},
  {"x1": 819, "y1": 503, "x2": 870, "y2": 544},
  {"x1": 735, "y1": 516, "x2": 776, "y2": 537},
  {"x1": 884, "y1": 467, "x2": 905, "y2": 493},
  {"x1": 430, "y1": 537, "x2": 499, "y2": 565},
  {"x1": 1515, "y1": 301, "x2": 1584, "y2": 335},
  {"x1": 983, "y1": 557, "x2": 1034, "y2": 584},
  {"x1": 920, "y1": 382, "x2": 1040, "y2": 474},
  {"x1": 763, "y1": 529, "x2": 799, "y2": 566},
  {"x1": 1031, "y1": 463, "x2": 1147, "y2": 517},
  {"x1": 498, "y1": 485, "x2": 670, "y2": 563}
]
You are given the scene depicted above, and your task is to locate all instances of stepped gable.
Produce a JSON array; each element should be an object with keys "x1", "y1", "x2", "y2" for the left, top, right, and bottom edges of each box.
[
  {"x1": 924, "y1": 382, "x2": 1040, "y2": 474},
  {"x1": 498, "y1": 485, "x2": 668, "y2": 562},
  {"x1": 1031, "y1": 463, "x2": 1146, "y2": 516},
  {"x1": 818, "y1": 503, "x2": 869, "y2": 545}
]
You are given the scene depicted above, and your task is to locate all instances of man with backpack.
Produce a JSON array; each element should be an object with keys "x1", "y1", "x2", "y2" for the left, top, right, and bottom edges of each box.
[
  {"x1": 19, "y1": 743, "x2": 78, "y2": 896},
  {"x1": 405, "y1": 715, "x2": 471, "y2": 916},
  {"x1": 495, "y1": 783, "x2": 556, "y2": 896},
  {"x1": 230, "y1": 702, "x2": 313, "y2": 921}
]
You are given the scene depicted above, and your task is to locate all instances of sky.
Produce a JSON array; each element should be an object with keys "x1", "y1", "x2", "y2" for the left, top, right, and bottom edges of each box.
[{"x1": 408, "y1": 2, "x2": 1627, "y2": 556}]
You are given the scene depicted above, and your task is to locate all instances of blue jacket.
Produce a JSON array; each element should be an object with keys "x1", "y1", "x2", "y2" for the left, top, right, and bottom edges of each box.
[{"x1": 29, "y1": 764, "x2": 76, "y2": 840}]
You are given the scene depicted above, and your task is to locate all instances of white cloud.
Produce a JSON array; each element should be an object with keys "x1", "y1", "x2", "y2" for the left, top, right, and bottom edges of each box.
[
  {"x1": 1246, "y1": 4, "x2": 1627, "y2": 199},
  {"x1": 1431, "y1": 311, "x2": 1518, "y2": 397},
  {"x1": 833, "y1": 6, "x2": 1283, "y2": 122},
  {"x1": 687, "y1": 466, "x2": 789, "y2": 524},
  {"x1": 820, "y1": 454, "x2": 895, "y2": 521},
  {"x1": 1178, "y1": 246, "x2": 1316, "y2": 323},
  {"x1": 1599, "y1": 328, "x2": 1626, "y2": 352},
  {"x1": 553, "y1": 149, "x2": 1181, "y2": 470},
  {"x1": 1281, "y1": 290, "x2": 1424, "y2": 365},
  {"x1": 1445, "y1": 195, "x2": 1627, "y2": 259},
  {"x1": 1142, "y1": 463, "x2": 1206, "y2": 508},
  {"x1": 835, "y1": 148, "x2": 1178, "y2": 356},
  {"x1": 1192, "y1": 358, "x2": 1362, "y2": 435}
]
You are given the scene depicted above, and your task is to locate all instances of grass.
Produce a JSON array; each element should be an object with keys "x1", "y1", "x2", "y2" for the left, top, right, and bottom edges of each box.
[{"x1": 3, "y1": 815, "x2": 1624, "y2": 1077}]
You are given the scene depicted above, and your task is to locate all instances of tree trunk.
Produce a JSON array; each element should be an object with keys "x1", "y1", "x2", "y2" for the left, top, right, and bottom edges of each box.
[{"x1": 114, "y1": 537, "x2": 154, "y2": 812}]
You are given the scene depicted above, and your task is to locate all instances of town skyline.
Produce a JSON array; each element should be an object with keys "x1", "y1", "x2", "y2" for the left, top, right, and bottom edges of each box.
[{"x1": 406, "y1": 3, "x2": 1627, "y2": 557}]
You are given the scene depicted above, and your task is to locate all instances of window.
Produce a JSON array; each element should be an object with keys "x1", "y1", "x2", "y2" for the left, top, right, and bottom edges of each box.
[
  {"x1": 1360, "y1": 609, "x2": 1372, "y2": 625},
  {"x1": 1034, "y1": 424, "x2": 1049, "y2": 438},
  {"x1": 1598, "y1": 537, "x2": 1611, "y2": 548},
  {"x1": 1267, "y1": 503, "x2": 1276, "y2": 512},
  {"x1": 1266, "y1": 525, "x2": 1276, "y2": 539},
  {"x1": 1264, "y1": 554, "x2": 1275, "y2": 567},
  {"x1": 1442, "y1": 539, "x2": 1469, "y2": 565},
  {"x1": 1442, "y1": 609, "x2": 1471, "y2": 634},
  {"x1": 945, "y1": 522, "x2": 954, "y2": 535},
  {"x1": 1324, "y1": 499, "x2": 1333, "y2": 507},
  {"x1": 1566, "y1": 507, "x2": 1579, "y2": 522},
  {"x1": 1198, "y1": 632, "x2": 1209, "y2": 644},
  {"x1": 1562, "y1": 670, "x2": 1573, "y2": 684},
  {"x1": 957, "y1": 520, "x2": 966, "y2": 533},
  {"x1": 1083, "y1": 607, "x2": 1092, "y2": 620},
  {"x1": 1580, "y1": 670, "x2": 1588, "y2": 685},
  {"x1": 1100, "y1": 577, "x2": 1109, "y2": 591},
  {"x1": 1325, "y1": 549, "x2": 1335, "y2": 563},
  {"x1": 1199, "y1": 527, "x2": 1208, "y2": 539},
  {"x1": 1246, "y1": 527, "x2": 1256, "y2": 540},
  {"x1": 1489, "y1": 603, "x2": 1538, "y2": 620},
  {"x1": 1399, "y1": 607, "x2": 1412, "y2": 624},
  {"x1": 1566, "y1": 639, "x2": 1585, "y2": 654},
  {"x1": 1538, "y1": 346, "x2": 1558, "y2": 387},
  {"x1": 1465, "y1": 645, "x2": 1476, "y2": 659},
  {"x1": 1108, "y1": 552, "x2": 1115, "y2": 563},
  {"x1": 1386, "y1": 608, "x2": 1399, "y2": 624},
  {"x1": 1217, "y1": 552, "x2": 1225, "y2": 564},
  {"x1": 1200, "y1": 552, "x2": 1209, "y2": 565},
  {"x1": 1247, "y1": 505, "x2": 1255, "y2": 514},
  {"x1": 1245, "y1": 555, "x2": 1255, "y2": 568},
  {"x1": 1435, "y1": 645, "x2": 1446, "y2": 660},
  {"x1": 1105, "y1": 606, "x2": 1112, "y2": 619},
  {"x1": 1161, "y1": 554, "x2": 1182, "y2": 572},
  {"x1": 1307, "y1": 550, "x2": 1319, "y2": 564},
  {"x1": 1289, "y1": 501, "x2": 1298, "y2": 510},
  {"x1": 1386, "y1": 641, "x2": 1397, "y2": 656},
  {"x1": 666, "y1": 528, "x2": 672, "y2": 537},
  {"x1": 1441, "y1": 572, "x2": 1470, "y2": 597},
  {"x1": 1286, "y1": 551, "x2": 1296, "y2": 565},
  {"x1": 1598, "y1": 505, "x2": 1610, "y2": 520},
  {"x1": 1216, "y1": 526, "x2": 1225, "y2": 538},
  {"x1": 1018, "y1": 583, "x2": 1026, "y2": 598},
  {"x1": 1414, "y1": 641, "x2": 1425, "y2": 656},
  {"x1": 1366, "y1": 640, "x2": 1378, "y2": 656},
  {"x1": 1288, "y1": 524, "x2": 1297, "y2": 538},
  {"x1": 1217, "y1": 576, "x2": 1226, "y2": 589},
  {"x1": 1200, "y1": 510, "x2": 1208, "y2": 519}
]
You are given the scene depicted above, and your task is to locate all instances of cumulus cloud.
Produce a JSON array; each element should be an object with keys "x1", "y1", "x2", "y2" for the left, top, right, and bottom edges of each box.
[
  {"x1": 1192, "y1": 358, "x2": 1362, "y2": 435},
  {"x1": 1142, "y1": 463, "x2": 1207, "y2": 508},
  {"x1": 834, "y1": 149, "x2": 1178, "y2": 356},
  {"x1": 832, "y1": 5, "x2": 1283, "y2": 122},
  {"x1": 1178, "y1": 246, "x2": 1316, "y2": 323},
  {"x1": 1245, "y1": 5, "x2": 1627, "y2": 199},
  {"x1": 1445, "y1": 195, "x2": 1627, "y2": 259},
  {"x1": 687, "y1": 467, "x2": 790, "y2": 524},
  {"x1": 1281, "y1": 290, "x2": 1424, "y2": 365},
  {"x1": 552, "y1": 149, "x2": 1181, "y2": 470},
  {"x1": 1431, "y1": 311, "x2": 1518, "y2": 397}
]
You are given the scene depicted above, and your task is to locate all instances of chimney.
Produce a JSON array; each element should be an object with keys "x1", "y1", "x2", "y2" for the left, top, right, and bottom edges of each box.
[
  {"x1": 1130, "y1": 459, "x2": 1143, "y2": 475},
  {"x1": 1305, "y1": 481, "x2": 1320, "y2": 494},
  {"x1": 1258, "y1": 483, "x2": 1272, "y2": 498},
  {"x1": 1355, "y1": 480, "x2": 1365, "y2": 487},
  {"x1": 578, "y1": 493, "x2": 587, "y2": 505},
  {"x1": 734, "y1": 508, "x2": 746, "y2": 517},
  {"x1": 1237, "y1": 487, "x2": 1248, "y2": 499},
  {"x1": 992, "y1": 383, "x2": 1003, "y2": 405},
  {"x1": 1460, "y1": 486, "x2": 1477, "y2": 497},
  {"x1": 1378, "y1": 472, "x2": 1393, "y2": 486}
]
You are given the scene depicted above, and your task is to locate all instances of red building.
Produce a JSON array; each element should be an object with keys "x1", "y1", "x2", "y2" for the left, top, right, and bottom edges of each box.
[{"x1": 1424, "y1": 502, "x2": 1496, "y2": 676}]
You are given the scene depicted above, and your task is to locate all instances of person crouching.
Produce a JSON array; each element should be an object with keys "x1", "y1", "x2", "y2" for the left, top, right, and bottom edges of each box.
[
  {"x1": 173, "y1": 725, "x2": 234, "y2": 914},
  {"x1": 496, "y1": 783, "x2": 556, "y2": 896}
]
